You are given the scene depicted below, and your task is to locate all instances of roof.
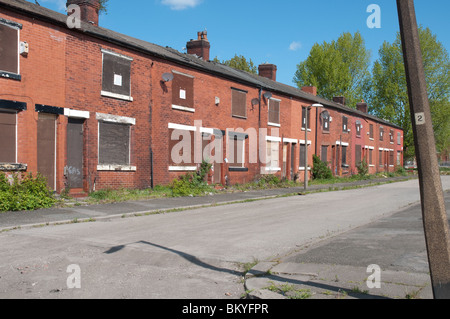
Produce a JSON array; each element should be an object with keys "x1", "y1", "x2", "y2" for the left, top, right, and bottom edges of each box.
[{"x1": 0, "y1": 0, "x2": 402, "y2": 130}]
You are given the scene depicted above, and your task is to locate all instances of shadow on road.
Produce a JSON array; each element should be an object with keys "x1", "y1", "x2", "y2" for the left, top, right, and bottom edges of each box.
[
  {"x1": 103, "y1": 240, "x2": 391, "y2": 299},
  {"x1": 104, "y1": 240, "x2": 243, "y2": 276}
]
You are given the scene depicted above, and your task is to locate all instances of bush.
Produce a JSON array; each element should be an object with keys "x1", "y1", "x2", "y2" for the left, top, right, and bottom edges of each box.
[
  {"x1": 312, "y1": 155, "x2": 332, "y2": 180},
  {"x1": 357, "y1": 159, "x2": 369, "y2": 178},
  {"x1": 0, "y1": 172, "x2": 56, "y2": 212},
  {"x1": 257, "y1": 174, "x2": 281, "y2": 187},
  {"x1": 170, "y1": 161, "x2": 214, "y2": 197},
  {"x1": 395, "y1": 166, "x2": 408, "y2": 176}
]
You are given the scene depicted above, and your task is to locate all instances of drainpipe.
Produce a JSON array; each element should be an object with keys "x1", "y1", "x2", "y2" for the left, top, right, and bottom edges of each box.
[
  {"x1": 258, "y1": 87, "x2": 263, "y2": 175},
  {"x1": 150, "y1": 147, "x2": 154, "y2": 189}
]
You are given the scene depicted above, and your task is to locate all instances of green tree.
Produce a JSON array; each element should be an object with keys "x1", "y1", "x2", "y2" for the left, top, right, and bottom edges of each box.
[
  {"x1": 98, "y1": 0, "x2": 109, "y2": 14},
  {"x1": 213, "y1": 54, "x2": 258, "y2": 74},
  {"x1": 368, "y1": 26, "x2": 450, "y2": 159},
  {"x1": 293, "y1": 31, "x2": 371, "y2": 107}
]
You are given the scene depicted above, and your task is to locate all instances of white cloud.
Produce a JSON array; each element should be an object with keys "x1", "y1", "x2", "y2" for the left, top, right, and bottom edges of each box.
[
  {"x1": 161, "y1": 0, "x2": 203, "y2": 10},
  {"x1": 39, "y1": 0, "x2": 67, "y2": 11},
  {"x1": 289, "y1": 41, "x2": 302, "y2": 51}
]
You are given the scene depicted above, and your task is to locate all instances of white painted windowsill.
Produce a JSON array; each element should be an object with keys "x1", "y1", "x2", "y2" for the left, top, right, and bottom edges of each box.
[{"x1": 97, "y1": 165, "x2": 136, "y2": 171}]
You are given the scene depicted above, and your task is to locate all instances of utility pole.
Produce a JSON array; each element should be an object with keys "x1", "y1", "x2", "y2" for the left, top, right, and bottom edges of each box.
[{"x1": 397, "y1": 0, "x2": 450, "y2": 299}]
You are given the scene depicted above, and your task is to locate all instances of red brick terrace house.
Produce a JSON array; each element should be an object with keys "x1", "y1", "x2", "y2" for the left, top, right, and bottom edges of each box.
[{"x1": 0, "y1": 0, "x2": 403, "y2": 194}]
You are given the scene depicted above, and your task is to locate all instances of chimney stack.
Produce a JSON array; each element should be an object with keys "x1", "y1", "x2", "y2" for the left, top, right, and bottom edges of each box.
[
  {"x1": 301, "y1": 86, "x2": 317, "y2": 96},
  {"x1": 356, "y1": 100, "x2": 368, "y2": 113},
  {"x1": 66, "y1": 0, "x2": 100, "y2": 26},
  {"x1": 333, "y1": 96, "x2": 346, "y2": 105},
  {"x1": 258, "y1": 63, "x2": 277, "y2": 81},
  {"x1": 186, "y1": 31, "x2": 210, "y2": 61}
]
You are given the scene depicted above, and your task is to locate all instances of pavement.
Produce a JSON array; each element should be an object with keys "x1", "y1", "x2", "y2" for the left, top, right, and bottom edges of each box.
[
  {"x1": 0, "y1": 175, "x2": 416, "y2": 232},
  {"x1": 245, "y1": 179, "x2": 450, "y2": 300},
  {"x1": 1, "y1": 174, "x2": 449, "y2": 300}
]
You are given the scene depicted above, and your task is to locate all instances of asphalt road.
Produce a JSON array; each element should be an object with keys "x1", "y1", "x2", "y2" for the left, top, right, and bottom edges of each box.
[{"x1": 0, "y1": 177, "x2": 449, "y2": 299}]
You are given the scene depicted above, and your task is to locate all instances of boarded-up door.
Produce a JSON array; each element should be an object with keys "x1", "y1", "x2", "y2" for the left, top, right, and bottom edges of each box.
[
  {"x1": 0, "y1": 111, "x2": 16, "y2": 163},
  {"x1": 282, "y1": 144, "x2": 288, "y2": 179},
  {"x1": 355, "y1": 145, "x2": 362, "y2": 167},
  {"x1": 67, "y1": 118, "x2": 84, "y2": 189},
  {"x1": 290, "y1": 144, "x2": 295, "y2": 180},
  {"x1": 37, "y1": 113, "x2": 56, "y2": 190}
]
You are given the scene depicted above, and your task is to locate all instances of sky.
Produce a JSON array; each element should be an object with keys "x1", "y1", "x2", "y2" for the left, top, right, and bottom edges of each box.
[{"x1": 35, "y1": 0, "x2": 450, "y2": 87}]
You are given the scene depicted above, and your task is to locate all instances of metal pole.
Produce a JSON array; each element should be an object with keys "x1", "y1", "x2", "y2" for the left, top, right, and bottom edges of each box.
[
  {"x1": 397, "y1": 0, "x2": 450, "y2": 299},
  {"x1": 304, "y1": 107, "x2": 308, "y2": 191}
]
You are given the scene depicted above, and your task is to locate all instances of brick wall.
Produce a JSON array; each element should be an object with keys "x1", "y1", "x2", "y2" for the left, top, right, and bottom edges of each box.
[{"x1": 0, "y1": 5, "x2": 404, "y2": 193}]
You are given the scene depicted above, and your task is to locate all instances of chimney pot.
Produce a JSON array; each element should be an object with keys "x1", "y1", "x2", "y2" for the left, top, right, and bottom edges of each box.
[{"x1": 186, "y1": 31, "x2": 210, "y2": 61}]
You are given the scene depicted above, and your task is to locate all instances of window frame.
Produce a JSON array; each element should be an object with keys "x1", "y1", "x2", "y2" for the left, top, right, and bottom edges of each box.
[
  {"x1": 264, "y1": 136, "x2": 281, "y2": 173},
  {"x1": 302, "y1": 107, "x2": 311, "y2": 131},
  {"x1": 342, "y1": 116, "x2": 348, "y2": 133},
  {"x1": 298, "y1": 140, "x2": 311, "y2": 170},
  {"x1": 101, "y1": 49, "x2": 133, "y2": 102},
  {"x1": 321, "y1": 111, "x2": 330, "y2": 132},
  {"x1": 341, "y1": 145, "x2": 348, "y2": 166},
  {"x1": 369, "y1": 124, "x2": 374, "y2": 140},
  {"x1": 231, "y1": 88, "x2": 247, "y2": 119},
  {"x1": 355, "y1": 122, "x2": 362, "y2": 137},
  {"x1": 0, "y1": 18, "x2": 22, "y2": 81},
  {"x1": 172, "y1": 70, "x2": 195, "y2": 113},
  {"x1": 268, "y1": 98, "x2": 281, "y2": 127},
  {"x1": 0, "y1": 109, "x2": 17, "y2": 163},
  {"x1": 96, "y1": 113, "x2": 136, "y2": 171},
  {"x1": 227, "y1": 132, "x2": 247, "y2": 170},
  {"x1": 321, "y1": 145, "x2": 328, "y2": 163}
]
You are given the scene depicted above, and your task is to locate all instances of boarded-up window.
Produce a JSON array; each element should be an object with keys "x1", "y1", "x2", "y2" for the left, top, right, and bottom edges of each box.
[
  {"x1": 231, "y1": 89, "x2": 247, "y2": 118},
  {"x1": 397, "y1": 132, "x2": 401, "y2": 145},
  {"x1": 321, "y1": 111, "x2": 330, "y2": 132},
  {"x1": 299, "y1": 144, "x2": 306, "y2": 168},
  {"x1": 342, "y1": 146, "x2": 347, "y2": 165},
  {"x1": 369, "y1": 124, "x2": 374, "y2": 139},
  {"x1": 268, "y1": 99, "x2": 280, "y2": 125},
  {"x1": 369, "y1": 149, "x2": 373, "y2": 165},
  {"x1": 302, "y1": 107, "x2": 311, "y2": 129},
  {"x1": 267, "y1": 141, "x2": 279, "y2": 168},
  {"x1": 168, "y1": 128, "x2": 195, "y2": 166},
  {"x1": 397, "y1": 151, "x2": 402, "y2": 166},
  {"x1": 228, "y1": 136, "x2": 245, "y2": 168},
  {"x1": 0, "y1": 111, "x2": 16, "y2": 163},
  {"x1": 355, "y1": 145, "x2": 362, "y2": 166},
  {"x1": 102, "y1": 51, "x2": 132, "y2": 98},
  {"x1": 342, "y1": 116, "x2": 348, "y2": 132},
  {"x1": 99, "y1": 122, "x2": 131, "y2": 165},
  {"x1": 379, "y1": 150, "x2": 383, "y2": 165},
  {"x1": 0, "y1": 22, "x2": 19, "y2": 75},
  {"x1": 390, "y1": 129, "x2": 394, "y2": 143},
  {"x1": 321, "y1": 145, "x2": 328, "y2": 163},
  {"x1": 389, "y1": 150, "x2": 394, "y2": 166},
  {"x1": 356, "y1": 122, "x2": 361, "y2": 136},
  {"x1": 379, "y1": 126, "x2": 384, "y2": 141},
  {"x1": 172, "y1": 73, "x2": 194, "y2": 109}
]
